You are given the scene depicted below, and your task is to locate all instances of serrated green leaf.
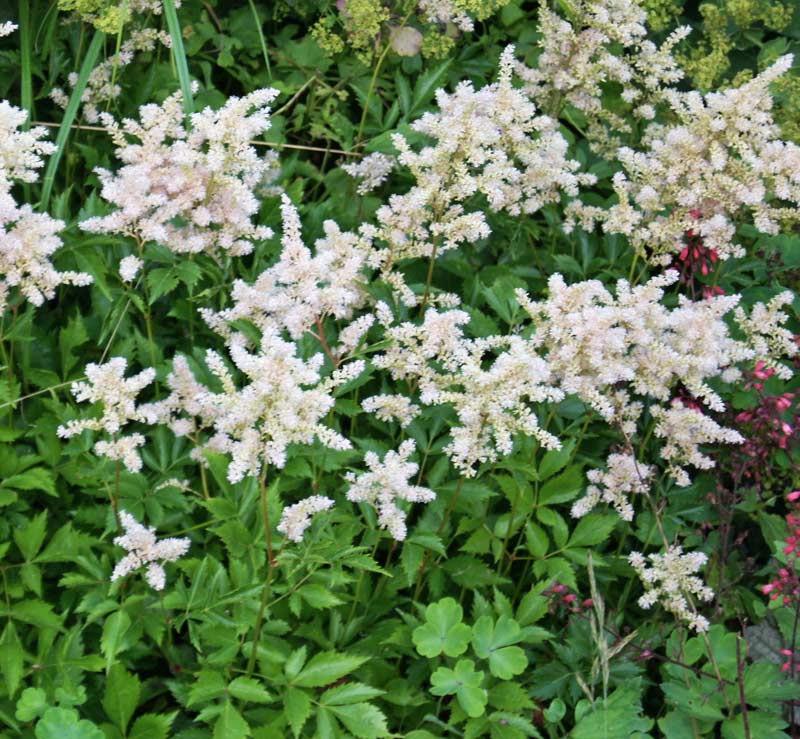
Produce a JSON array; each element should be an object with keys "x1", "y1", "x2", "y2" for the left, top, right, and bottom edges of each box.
[
  {"x1": 213, "y1": 701, "x2": 250, "y2": 739},
  {"x1": 0, "y1": 622, "x2": 23, "y2": 699},
  {"x1": 14, "y1": 511, "x2": 48, "y2": 562},
  {"x1": 321, "y1": 682, "x2": 385, "y2": 706},
  {"x1": 102, "y1": 662, "x2": 140, "y2": 731},
  {"x1": 227, "y1": 677, "x2": 272, "y2": 704},
  {"x1": 129, "y1": 712, "x2": 176, "y2": 739},
  {"x1": 430, "y1": 660, "x2": 487, "y2": 718},
  {"x1": 568, "y1": 514, "x2": 617, "y2": 548},
  {"x1": 3, "y1": 467, "x2": 56, "y2": 497},
  {"x1": 329, "y1": 703, "x2": 390, "y2": 739},
  {"x1": 284, "y1": 687, "x2": 312, "y2": 738},
  {"x1": 294, "y1": 651, "x2": 370, "y2": 688},
  {"x1": 147, "y1": 267, "x2": 181, "y2": 303},
  {"x1": 101, "y1": 611, "x2": 132, "y2": 672}
]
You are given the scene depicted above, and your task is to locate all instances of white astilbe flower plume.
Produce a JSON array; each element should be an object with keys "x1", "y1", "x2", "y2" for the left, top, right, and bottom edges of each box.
[
  {"x1": 0, "y1": 22, "x2": 17, "y2": 37},
  {"x1": 571, "y1": 452, "x2": 652, "y2": 521},
  {"x1": 81, "y1": 87, "x2": 280, "y2": 259},
  {"x1": 342, "y1": 152, "x2": 396, "y2": 194},
  {"x1": 517, "y1": 271, "x2": 754, "y2": 420},
  {"x1": 193, "y1": 331, "x2": 363, "y2": 483},
  {"x1": 346, "y1": 440, "x2": 435, "y2": 541},
  {"x1": 277, "y1": 495, "x2": 335, "y2": 542},
  {"x1": 361, "y1": 394, "x2": 420, "y2": 427},
  {"x1": 515, "y1": 0, "x2": 688, "y2": 154},
  {"x1": 629, "y1": 546, "x2": 714, "y2": 632},
  {"x1": 0, "y1": 102, "x2": 92, "y2": 312},
  {"x1": 201, "y1": 195, "x2": 371, "y2": 340},
  {"x1": 652, "y1": 401, "x2": 744, "y2": 487},
  {"x1": 375, "y1": 309, "x2": 562, "y2": 476},
  {"x1": 119, "y1": 255, "x2": 143, "y2": 283},
  {"x1": 568, "y1": 56, "x2": 800, "y2": 263},
  {"x1": 735, "y1": 291, "x2": 797, "y2": 380},
  {"x1": 360, "y1": 45, "x2": 593, "y2": 304},
  {"x1": 111, "y1": 510, "x2": 190, "y2": 591},
  {"x1": 57, "y1": 357, "x2": 155, "y2": 473}
]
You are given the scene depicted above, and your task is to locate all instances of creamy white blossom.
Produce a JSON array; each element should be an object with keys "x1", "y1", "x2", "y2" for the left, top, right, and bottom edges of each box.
[
  {"x1": 111, "y1": 510, "x2": 190, "y2": 591},
  {"x1": 342, "y1": 152, "x2": 396, "y2": 194},
  {"x1": 346, "y1": 440, "x2": 435, "y2": 541},
  {"x1": 629, "y1": 546, "x2": 714, "y2": 632},
  {"x1": 81, "y1": 87, "x2": 280, "y2": 258},
  {"x1": 361, "y1": 394, "x2": 420, "y2": 427},
  {"x1": 572, "y1": 452, "x2": 652, "y2": 521},
  {"x1": 57, "y1": 358, "x2": 155, "y2": 473},
  {"x1": 277, "y1": 495, "x2": 335, "y2": 542},
  {"x1": 119, "y1": 255, "x2": 143, "y2": 283}
]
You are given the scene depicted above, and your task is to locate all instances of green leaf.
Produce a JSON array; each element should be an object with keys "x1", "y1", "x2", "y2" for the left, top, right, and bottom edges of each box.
[
  {"x1": 412, "y1": 597, "x2": 472, "y2": 658},
  {"x1": 297, "y1": 583, "x2": 344, "y2": 609},
  {"x1": 16, "y1": 687, "x2": 47, "y2": 721},
  {"x1": 102, "y1": 662, "x2": 140, "y2": 731},
  {"x1": 162, "y1": 0, "x2": 194, "y2": 115},
  {"x1": 284, "y1": 687, "x2": 312, "y2": 738},
  {"x1": 129, "y1": 713, "x2": 176, "y2": 739},
  {"x1": 35, "y1": 707, "x2": 104, "y2": 739},
  {"x1": 294, "y1": 651, "x2": 370, "y2": 688},
  {"x1": 538, "y1": 441, "x2": 575, "y2": 480},
  {"x1": 568, "y1": 514, "x2": 617, "y2": 548},
  {"x1": 227, "y1": 677, "x2": 273, "y2": 704},
  {"x1": 3, "y1": 467, "x2": 57, "y2": 497},
  {"x1": 471, "y1": 616, "x2": 528, "y2": 680},
  {"x1": 407, "y1": 60, "x2": 451, "y2": 119},
  {"x1": 101, "y1": 611, "x2": 132, "y2": 672},
  {"x1": 187, "y1": 671, "x2": 226, "y2": 706},
  {"x1": 538, "y1": 467, "x2": 583, "y2": 506},
  {"x1": 430, "y1": 660, "x2": 487, "y2": 718},
  {"x1": 321, "y1": 682, "x2": 385, "y2": 706},
  {"x1": 329, "y1": 703, "x2": 390, "y2": 739},
  {"x1": 147, "y1": 268, "x2": 181, "y2": 304},
  {"x1": 213, "y1": 701, "x2": 250, "y2": 739},
  {"x1": 14, "y1": 511, "x2": 48, "y2": 562},
  {"x1": 721, "y1": 710, "x2": 788, "y2": 739},
  {"x1": 59, "y1": 314, "x2": 89, "y2": 375},
  {"x1": 9, "y1": 599, "x2": 63, "y2": 630},
  {"x1": 0, "y1": 622, "x2": 23, "y2": 699}
]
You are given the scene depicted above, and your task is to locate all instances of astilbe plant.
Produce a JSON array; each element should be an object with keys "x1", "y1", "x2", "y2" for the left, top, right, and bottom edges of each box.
[{"x1": 1, "y1": 1, "x2": 800, "y2": 736}]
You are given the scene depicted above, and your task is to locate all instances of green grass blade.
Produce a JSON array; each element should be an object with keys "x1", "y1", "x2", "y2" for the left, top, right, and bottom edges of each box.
[
  {"x1": 19, "y1": 0, "x2": 33, "y2": 128},
  {"x1": 163, "y1": 0, "x2": 194, "y2": 115},
  {"x1": 39, "y1": 28, "x2": 104, "y2": 211},
  {"x1": 247, "y1": 0, "x2": 271, "y2": 80}
]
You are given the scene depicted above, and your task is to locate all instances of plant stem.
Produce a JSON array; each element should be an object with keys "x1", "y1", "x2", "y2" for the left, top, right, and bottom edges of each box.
[{"x1": 413, "y1": 476, "x2": 465, "y2": 601}]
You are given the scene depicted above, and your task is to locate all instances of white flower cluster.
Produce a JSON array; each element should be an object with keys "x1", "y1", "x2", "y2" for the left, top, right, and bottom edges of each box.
[
  {"x1": 735, "y1": 291, "x2": 797, "y2": 380},
  {"x1": 119, "y1": 255, "x2": 143, "y2": 283},
  {"x1": 0, "y1": 102, "x2": 92, "y2": 312},
  {"x1": 569, "y1": 56, "x2": 800, "y2": 263},
  {"x1": 277, "y1": 495, "x2": 335, "y2": 542},
  {"x1": 417, "y1": 0, "x2": 473, "y2": 32},
  {"x1": 354, "y1": 45, "x2": 592, "y2": 305},
  {"x1": 518, "y1": 271, "x2": 752, "y2": 415},
  {"x1": 57, "y1": 358, "x2": 155, "y2": 473},
  {"x1": 342, "y1": 152, "x2": 396, "y2": 194},
  {"x1": 81, "y1": 87, "x2": 280, "y2": 259},
  {"x1": 375, "y1": 308, "x2": 562, "y2": 476},
  {"x1": 361, "y1": 394, "x2": 420, "y2": 427},
  {"x1": 51, "y1": 29, "x2": 172, "y2": 123},
  {"x1": 572, "y1": 452, "x2": 652, "y2": 521},
  {"x1": 149, "y1": 332, "x2": 363, "y2": 483},
  {"x1": 651, "y1": 402, "x2": 744, "y2": 487},
  {"x1": 345, "y1": 440, "x2": 435, "y2": 541},
  {"x1": 201, "y1": 195, "x2": 372, "y2": 341},
  {"x1": 111, "y1": 510, "x2": 190, "y2": 591},
  {"x1": 516, "y1": 0, "x2": 688, "y2": 148},
  {"x1": 0, "y1": 22, "x2": 17, "y2": 37},
  {"x1": 628, "y1": 546, "x2": 714, "y2": 632}
]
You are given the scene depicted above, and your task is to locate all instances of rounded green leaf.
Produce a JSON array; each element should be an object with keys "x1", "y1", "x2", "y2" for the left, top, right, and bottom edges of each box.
[
  {"x1": 412, "y1": 597, "x2": 471, "y2": 658},
  {"x1": 35, "y1": 708, "x2": 104, "y2": 739}
]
